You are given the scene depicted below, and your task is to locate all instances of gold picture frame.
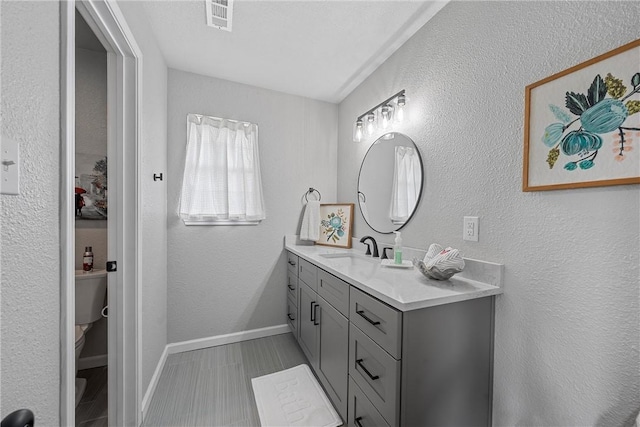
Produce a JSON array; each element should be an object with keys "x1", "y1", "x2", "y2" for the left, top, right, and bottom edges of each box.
[{"x1": 523, "y1": 38, "x2": 640, "y2": 191}]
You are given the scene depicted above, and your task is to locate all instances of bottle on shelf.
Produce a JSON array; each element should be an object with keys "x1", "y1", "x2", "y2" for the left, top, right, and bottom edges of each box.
[{"x1": 83, "y1": 246, "x2": 94, "y2": 272}]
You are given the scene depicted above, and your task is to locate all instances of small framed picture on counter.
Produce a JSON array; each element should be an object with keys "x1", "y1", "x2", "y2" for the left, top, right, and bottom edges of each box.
[{"x1": 316, "y1": 203, "x2": 354, "y2": 248}]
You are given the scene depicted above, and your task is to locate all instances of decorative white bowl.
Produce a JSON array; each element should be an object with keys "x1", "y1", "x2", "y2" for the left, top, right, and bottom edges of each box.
[
  {"x1": 413, "y1": 243, "x2": 465, "y2": 281},
  {"x1": 413, "y1": 258, "x2": 462, "y2": 280}
]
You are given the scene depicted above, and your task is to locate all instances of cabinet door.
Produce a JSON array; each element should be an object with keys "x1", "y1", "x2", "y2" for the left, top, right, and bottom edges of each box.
[
  {"x1": 287, "y1": 271, "x2": 298, "y2": 303},
  {"x1": 287, "y1": 252, "x2": 299, "y2": 276},
  {"x1": 299, "y1": 258, "x2": 318, "y2": 291},
  {"x1": 348, "y1": 378, "x2": 390, "y2": 427},
  {"x1": 298, "y1": 282, "x2": 319, "y2": 369},
  {"x1": 317, "y1": 269, "x2": 349, "y2": 317},
  {"x1": 349, "y1": 324, "x2": 401, "y2": 426},
  {"x1": 317, "y1": 296, "x2": 349, "y2": 422},
  {"x1": 286, "y1": 296, "x2": 298, "y2": 338}
]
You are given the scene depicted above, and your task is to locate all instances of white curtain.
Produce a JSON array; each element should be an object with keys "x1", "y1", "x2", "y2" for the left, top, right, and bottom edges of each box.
[
  {"x1": 179, "y1": 114, "x2": 266, "y2": 222},
  {"x1": 389, "y1": 146, "x2": 420, "y2": 223}
]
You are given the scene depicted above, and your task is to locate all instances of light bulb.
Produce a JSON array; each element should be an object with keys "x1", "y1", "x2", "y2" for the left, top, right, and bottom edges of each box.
[
  {"x1": 381, "y1": 105, "x2": 392, "y2": 129},
  {"x1": 395, "y1": 94, "x2": 406, "y2": 123},
  {"x1": 366, "y1": 113, "x2": 376, "y2": 135},
  {"x1": 353, "y1": 119, "x2": 363, "y2": 142}
]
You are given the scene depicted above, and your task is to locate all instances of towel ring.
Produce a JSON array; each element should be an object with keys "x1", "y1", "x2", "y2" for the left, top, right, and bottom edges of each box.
[
  {"x1": 358, "y1": 191, "x2": 366, "y2": 202},
  {"x1": 304, "y1": 188, "x2": 321, "y2": 202}
]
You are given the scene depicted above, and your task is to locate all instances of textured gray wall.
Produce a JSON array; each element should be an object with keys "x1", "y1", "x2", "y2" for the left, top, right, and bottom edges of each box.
[
  {"x1": 0, "y1": 2, "x2": 169, "y2": 422},
  {"x1": 167, "y1": 69, "x2": 338, "y2": 343},
  {"x1": 0, "y1": 1, "x2": 61, "y2": 424},
  {"x1": 337, "y1": 2, "x2": 640, "y2": 425},
  {"x1": 118, "y1": 0, "x2": 169, "y2": 399}
]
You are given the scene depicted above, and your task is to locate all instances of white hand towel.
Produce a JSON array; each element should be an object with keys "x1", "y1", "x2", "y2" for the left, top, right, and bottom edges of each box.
[{"x1": 300, "y1": 200, "x2": 320, "y2": 241}]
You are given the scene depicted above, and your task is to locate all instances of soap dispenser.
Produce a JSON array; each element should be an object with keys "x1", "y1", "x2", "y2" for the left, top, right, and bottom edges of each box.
[{"x1": 394, "y1": 231, "x2": 403, "y2": 265}]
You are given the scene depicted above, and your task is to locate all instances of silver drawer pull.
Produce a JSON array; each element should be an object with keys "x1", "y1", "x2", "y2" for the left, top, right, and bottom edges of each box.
[
  {"x1": 287, "y1": 313, "x2": 295, "y2": 321},
  {"x1": 355, "y1": 416, "x2": 364, "y2": 427},
  {"x1": 287, "y1": 284, "x2": 295, "y2": 290},
  {"x1": 356, "y1": 358, "x2": 379, "y2": 380},
  {"x1": 288, "y1": 260, "x2": 296, "y2": 266},
  {"x1": 356, "y1": 310, "x2": 380, "y2": 326}
]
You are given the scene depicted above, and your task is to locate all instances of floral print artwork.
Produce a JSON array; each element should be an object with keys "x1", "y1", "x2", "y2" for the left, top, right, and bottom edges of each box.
[
  {"x1": 524, "y1": 40, "x2": 640, "y2": 191},
  {"x1": 316, "y1": 204, "x2": 354, "y2": 248},
  {"x1": 543, "y1": 72, "x2": 640, "y2": 171},
  {"x1": 321, "y1": 209, "x2": 348, "y2": 244}
]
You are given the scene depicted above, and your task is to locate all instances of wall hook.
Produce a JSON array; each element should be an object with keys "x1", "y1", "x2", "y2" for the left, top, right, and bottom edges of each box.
[{"x1": 2, "y1": 160, "x2": 15, "y2": 171}]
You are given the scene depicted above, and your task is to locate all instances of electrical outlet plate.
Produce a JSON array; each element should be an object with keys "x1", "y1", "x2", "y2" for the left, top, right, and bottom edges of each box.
[
  {"x1": 1, "y1": 137, "x2": 20, "y2": 195},
  {"x1": 463, "y1": 216, "x2": 479, "y2": 242}
]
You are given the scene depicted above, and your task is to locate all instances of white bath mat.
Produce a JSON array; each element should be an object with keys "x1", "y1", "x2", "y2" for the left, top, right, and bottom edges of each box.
[{"x1": 251, "y1": 364, "x2": 342, "y2": 427}]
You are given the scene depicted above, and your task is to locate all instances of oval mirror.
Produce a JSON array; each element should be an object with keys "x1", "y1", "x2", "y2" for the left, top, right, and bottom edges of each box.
[{"x1": 357, "y1": 132, "x2": 423, "y2": 234}]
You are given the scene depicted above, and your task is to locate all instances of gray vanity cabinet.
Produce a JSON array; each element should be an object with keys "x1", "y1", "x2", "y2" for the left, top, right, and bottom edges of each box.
[
  {"x1": 348, "y1": 289, "x2": 494, "y2": 427},
  {"x1": 286, "y1": 251, "x2": 494, "y2": 427},
  {"x1": 287, "y1": 252, "x2": 299, "y2": 275},
  {"x1": 316, "y1": 296, "x2": 349, "y2": 420},
  {"x1": 298, "y1": 281, "x2": 319, "y2": 367},
  {"x1": 286, "y1": 253, "x2": 299, "y2": 337},
  {"x1": 293, "y1": 257, "x2": 349, "y2": 423}
]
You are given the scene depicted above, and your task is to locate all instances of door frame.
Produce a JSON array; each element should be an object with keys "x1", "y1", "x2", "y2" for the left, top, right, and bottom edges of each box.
[{"x1": 60, "y1": 1, "x2": 142, "y2": 425}]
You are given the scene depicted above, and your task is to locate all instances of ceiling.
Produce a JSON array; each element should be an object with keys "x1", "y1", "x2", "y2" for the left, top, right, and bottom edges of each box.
[{"x1": 142, "y1": 1, "x2": 448, "y2": 103}]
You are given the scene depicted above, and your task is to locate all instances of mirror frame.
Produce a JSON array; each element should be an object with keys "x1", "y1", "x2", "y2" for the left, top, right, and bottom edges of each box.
[{"x1": 357, "y1": 132, "x2": 424, "y2": 234}]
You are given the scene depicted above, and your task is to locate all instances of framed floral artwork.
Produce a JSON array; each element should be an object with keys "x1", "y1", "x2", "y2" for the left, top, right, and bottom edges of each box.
[
  {"x1": 316, "y1": 204, "x2": 354, "y2": 248},
  {"x1": 523, "y1": 38, "x2": 640, "y2": 191}
]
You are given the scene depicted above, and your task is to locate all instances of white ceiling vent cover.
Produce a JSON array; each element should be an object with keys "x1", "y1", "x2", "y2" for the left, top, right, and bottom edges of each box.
[{"x1": 206, "y1": 0, "x2": 233, "y2": 32}]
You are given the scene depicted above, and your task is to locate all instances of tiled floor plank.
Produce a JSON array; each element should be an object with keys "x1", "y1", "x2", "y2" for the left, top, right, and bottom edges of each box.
[{"x1": 143, "y1": 333, "x2": 308, "y2": 426}]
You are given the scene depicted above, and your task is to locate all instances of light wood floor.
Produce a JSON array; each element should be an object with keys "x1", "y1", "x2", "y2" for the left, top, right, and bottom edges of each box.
[{"x1": 143, "y1": 333, "x2": 308, "y2": 426}]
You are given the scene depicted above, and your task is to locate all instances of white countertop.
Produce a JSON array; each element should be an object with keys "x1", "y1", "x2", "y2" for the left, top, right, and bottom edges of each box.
[{"x1": 285, "y1": 239, "x2": 504, "y2": 312}]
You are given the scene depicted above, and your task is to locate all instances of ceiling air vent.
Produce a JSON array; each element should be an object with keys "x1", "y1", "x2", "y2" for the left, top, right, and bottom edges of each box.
[{"x1": 206, "y1": 0, "x2": 233, "y2": 32}]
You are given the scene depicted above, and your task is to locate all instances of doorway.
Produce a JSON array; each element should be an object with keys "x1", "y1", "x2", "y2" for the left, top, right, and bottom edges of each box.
[
  {"x1": 74, "y1": 9, "x2": 109, "y2": 425},
  {"x1": 61, "y1": 1, "x2": 141, "y2": 425}
]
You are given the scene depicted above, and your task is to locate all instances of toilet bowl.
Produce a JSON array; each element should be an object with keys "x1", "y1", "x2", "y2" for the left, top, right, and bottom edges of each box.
[
  {"x1": 75, "y1": 325, "x2": 88, "y2": 407},
  {"x1": 75, "y1": 269, "x2": 107, "y2": 407}
]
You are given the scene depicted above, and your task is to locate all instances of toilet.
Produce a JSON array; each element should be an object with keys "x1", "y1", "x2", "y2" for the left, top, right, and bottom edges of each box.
[{"x1": 75, "y1": 269, "x2": 108, "y2": 407}]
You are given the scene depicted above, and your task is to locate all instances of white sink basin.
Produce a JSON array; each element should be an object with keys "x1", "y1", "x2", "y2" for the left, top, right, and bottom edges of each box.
[{"x1": 318, "y1": 252, "x2": 379, "y2": 263}]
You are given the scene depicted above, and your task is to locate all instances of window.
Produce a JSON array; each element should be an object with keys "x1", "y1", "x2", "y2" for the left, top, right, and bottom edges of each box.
[{"x1": 179, "y1": 113, "x2": 266, "y2": 225}]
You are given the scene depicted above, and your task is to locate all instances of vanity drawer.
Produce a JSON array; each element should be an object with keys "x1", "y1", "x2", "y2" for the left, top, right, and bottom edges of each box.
[
  {"x1": 349, "y1": 324, "x2": 400, "y2": 426},
  {"x1": 299, "y1": 258, "x2": 318, "y2": 291},
  {"x1": 287, "y1": 271, "x2": 298, "y2": 302},
  {"x1": 286, "y1": 295, "x2": 298, "y2": 337},
  {"x1": 317, "y1": 269, "x2": 349, "y2": 317},
  {"x1": 347, "y1": 377, "x2": 391, "y2": 427},
  {"x1": 350, "y1": 287, "x2": 402, "y2": 359},
  {"x1": 287, "y1": 252, "x2": 299, "y2": 276}
]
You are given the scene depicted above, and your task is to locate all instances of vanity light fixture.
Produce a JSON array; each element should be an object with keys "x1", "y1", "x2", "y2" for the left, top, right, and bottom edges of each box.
[
  {"x1": 353, "y1": 119, "x2": 364, "y2": 142},
  {"x1": 365, "y1": 112, "x2": 376, "y2": 136},
  {"x1": 395, "y1": 93, "x2": 406, "y2": 123},
  {"x1": 352, "y1": 89, "x2": 406, "y2": 142},
  {"x1": 380, "y1": 104, "x2": 393, "y2": 130}
]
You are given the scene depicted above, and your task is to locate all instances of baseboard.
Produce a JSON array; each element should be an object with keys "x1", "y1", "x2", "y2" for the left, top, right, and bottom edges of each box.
[
  {"x1": 166, "y1": 324, "x2": 291, "y2": 355},
  {"x1": 140, "y1": 324, "x2": 291, "y2": 422},
  {"x1": 141, "y1": 345, "x2": 169, "y2": 421},
  {"x1": 78, "y1": 354, "x2": 108, "y2": 370}
]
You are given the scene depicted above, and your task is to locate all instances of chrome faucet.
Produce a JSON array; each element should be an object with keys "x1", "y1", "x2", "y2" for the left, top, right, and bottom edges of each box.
[{"x1": 359, "y1": 236, "x2": 379, "y2": 258}]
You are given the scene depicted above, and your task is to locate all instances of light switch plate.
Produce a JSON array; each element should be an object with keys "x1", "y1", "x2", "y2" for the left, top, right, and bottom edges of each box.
[
  {"x1": 463, "y1": 216, "x2": 479, "y2": 242},
  {"x1": 1, "y1": 137, "x2": 20, "y2": 195}
]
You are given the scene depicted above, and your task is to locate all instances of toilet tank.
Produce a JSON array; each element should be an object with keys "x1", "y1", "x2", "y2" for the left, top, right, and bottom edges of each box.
[{"x1": 75, "y1": 270, "x2": 107, "y2": 324}]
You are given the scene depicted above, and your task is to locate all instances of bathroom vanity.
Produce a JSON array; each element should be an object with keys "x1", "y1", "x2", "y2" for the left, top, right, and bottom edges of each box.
[{"x1": 285, "y1": 238, "x2": 503, "y2": 427}]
